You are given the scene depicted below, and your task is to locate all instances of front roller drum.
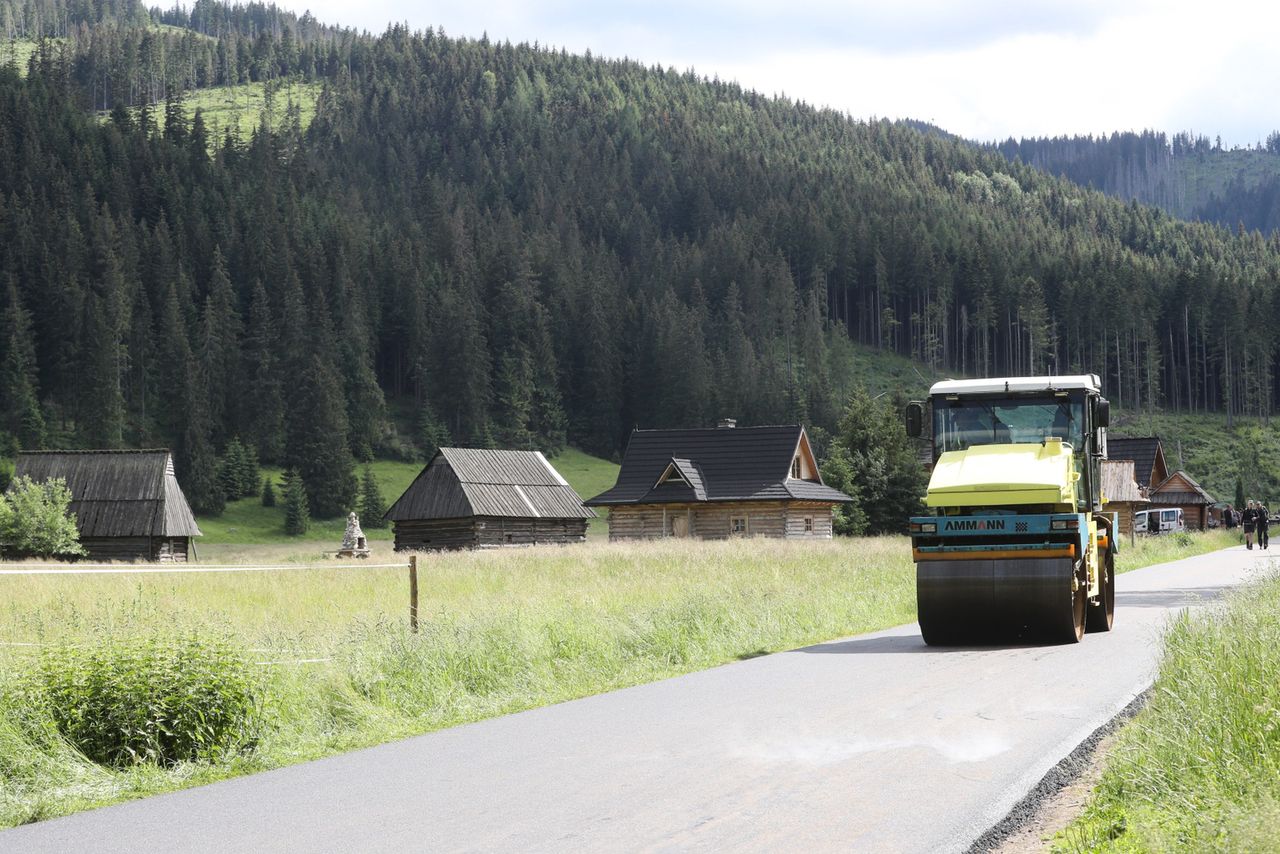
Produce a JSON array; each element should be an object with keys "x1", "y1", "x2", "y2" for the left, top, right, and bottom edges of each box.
[{"x1": 917, "y1": 557, "x2": 1085, "y2": 645}]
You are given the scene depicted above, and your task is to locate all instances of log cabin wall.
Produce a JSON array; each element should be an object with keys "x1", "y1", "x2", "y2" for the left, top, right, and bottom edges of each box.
[
  {"x1": 606, "y1": 502, "x2": 835, "y2": 541},
  {"x1": 394, "y1": 517, "x2": 589, "y2": 551}
]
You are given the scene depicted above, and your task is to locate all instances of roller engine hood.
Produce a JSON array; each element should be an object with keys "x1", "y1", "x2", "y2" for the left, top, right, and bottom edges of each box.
[{"x1": 926, "y1": 439, "x2": 1078, "y2": 509}]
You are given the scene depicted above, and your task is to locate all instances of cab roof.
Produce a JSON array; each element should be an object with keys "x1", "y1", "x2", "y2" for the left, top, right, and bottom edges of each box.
[{"x1": 929, "y1": 375, "x2": 1101, "y2": 397}]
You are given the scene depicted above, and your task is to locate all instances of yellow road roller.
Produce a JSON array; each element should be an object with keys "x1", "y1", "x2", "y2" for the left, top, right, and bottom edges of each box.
[{"x1": 905, "y1": 375, "x2": 1117, "y2": 645}]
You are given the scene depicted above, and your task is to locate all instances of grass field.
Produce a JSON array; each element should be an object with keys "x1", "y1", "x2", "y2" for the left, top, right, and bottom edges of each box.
[
  {"x1": 194, "y1": 447, "x2": 619, "y2": 547},
  {"x1": 1059, "y1": 563, "x2": 1280, "y2": 852},
  {"x1": 0, "y1": 529, "x2": 1232, "y2": 827}
]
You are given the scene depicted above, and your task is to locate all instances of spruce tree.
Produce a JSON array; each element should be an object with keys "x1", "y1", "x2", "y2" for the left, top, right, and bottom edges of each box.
[
  {"x1": 261, "y1": 476, "x2": 276, "y2": 507},
  {"x1": 0, "y1": 280, "x2": 46, "y2": 448},
  {"x1": 180, "y1": 363, "x2": 225, "y2": 516},
  {"x1": 285, "y1": 354, "x2": 357, "y2": 519},
  {"x1": 242, "y1": 281, "x2": 286, "y2": 463},
  {"x1": 417, "y1": 398, "x2": 451, "y2": 461},
  {"x1": 358, "y1": 466, "x2": 387, "y2": 528},
  {"x1": 827, "y1": 386, "x2": 926, "y2": 535},
  {"x1": 281, "y1": 469, "x2": 309, "y2": 535}
]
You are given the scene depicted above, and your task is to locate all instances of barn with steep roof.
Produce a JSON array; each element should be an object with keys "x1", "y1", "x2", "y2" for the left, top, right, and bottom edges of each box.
[
  {"x1": 13, "y1": 450, "x2": 202, "y2": 562},
  {"x1": 384, "y1": 448, "x2": 595, "y2": 550}
]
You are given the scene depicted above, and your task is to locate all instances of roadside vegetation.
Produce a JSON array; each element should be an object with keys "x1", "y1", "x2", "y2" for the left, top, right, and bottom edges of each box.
[
  {"x1": 1059, "y1": 564, "x2": 1280, "y2": 852},
  {"x1": 0, "y1": 529, "x2": 1232, "y2": 827}
]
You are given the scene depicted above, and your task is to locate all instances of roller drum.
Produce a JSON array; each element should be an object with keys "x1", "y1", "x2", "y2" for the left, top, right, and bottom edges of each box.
[{"x1": 917, "y1": 557, "x2": 1082, "y2": 645}]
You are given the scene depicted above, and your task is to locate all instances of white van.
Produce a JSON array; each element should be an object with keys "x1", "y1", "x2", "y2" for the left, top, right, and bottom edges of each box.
[{"x1": 1134, "y1": 508, "x2": 1184, "y2": 534}]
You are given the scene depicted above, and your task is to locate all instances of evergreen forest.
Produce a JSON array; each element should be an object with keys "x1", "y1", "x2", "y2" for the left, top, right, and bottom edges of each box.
[{"x1": 3, "y1": 0, "x2": 1280, "y2": 516}]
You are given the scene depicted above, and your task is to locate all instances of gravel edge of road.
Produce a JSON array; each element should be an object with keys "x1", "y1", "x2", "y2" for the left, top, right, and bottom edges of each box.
[{"x1": 965, "y1": 688, "x2": 1152, "y2": 852}]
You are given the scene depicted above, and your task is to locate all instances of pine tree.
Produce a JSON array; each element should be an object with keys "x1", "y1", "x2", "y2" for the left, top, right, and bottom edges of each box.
[
  {"x1": 180, "y1": 361, "x2": 225, "y2": 516},
  {"x1": 242, "y1": 281, "x2": 286, "y2": 463},
  {"x1": 416, "y1": 398, "x2": 451, "y2": 461},
  {"x1": 285, "y1": 354, "x2": 357, "y2": 519},
  {"x1": 827, "y1": 386, "x2": 926, "y2": 535},
  {"x1": 218, "y1": 437, "x2": 248, "y2": 500},
  {"x1": 358, "y1": 466, "x2": 387, "y2": 528},
  {"x1": 281, "y1": 468, "x2": 309, "y2": 535},
  {"x1": 261, "y1": 476, "x2": 277, "y2": 508},
  {"x1": 0, "y1": 280, "x2": 46, "y2": 448}
]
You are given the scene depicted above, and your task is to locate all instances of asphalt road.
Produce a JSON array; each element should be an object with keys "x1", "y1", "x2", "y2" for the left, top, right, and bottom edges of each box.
[{"x1": 2, "y1": 545, "x2": 1272, "y2": 854}]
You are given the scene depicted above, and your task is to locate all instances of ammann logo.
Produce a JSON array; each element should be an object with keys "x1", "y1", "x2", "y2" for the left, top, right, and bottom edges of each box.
[{"x1": 945, "y1": 519, "x2": 1006, "y2": 531}]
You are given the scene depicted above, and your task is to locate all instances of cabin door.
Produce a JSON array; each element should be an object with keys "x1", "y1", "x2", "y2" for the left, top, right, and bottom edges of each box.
[{"x1": 671, "y1": 515, "x2": 690, "y2": 538}]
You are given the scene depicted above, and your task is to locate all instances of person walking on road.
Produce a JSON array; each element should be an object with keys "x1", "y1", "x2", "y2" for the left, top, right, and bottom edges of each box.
[
  {"x1": 1259, "y1": 501, "x2": 1271, "y2": 550},
  {"x1": 1243, "y1": 500, "x2": 1257, "y2": 550}
]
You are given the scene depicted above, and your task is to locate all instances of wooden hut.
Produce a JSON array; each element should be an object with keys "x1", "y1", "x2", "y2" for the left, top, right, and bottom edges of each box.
[
  {"x1": 1101, "y1": 459, "x2": 1148, "y2": 536},
  {"x1": 1150, "y1": 471, "x2": 1216, "y2": 530},
  {"x1": 385, "y1": 448, "x2": 595, "y2": 551},
  {"x1": 585, "y1": 423, "x2": 852, "y2": 541},
  {"x1": 13, "y1": 450, "x2": 202, "y2": 562}
]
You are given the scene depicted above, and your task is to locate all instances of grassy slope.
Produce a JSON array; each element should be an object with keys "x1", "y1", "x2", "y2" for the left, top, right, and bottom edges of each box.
[
  {"x1": 2, "y1": 40, "x2": 38, "y2": 76},
  {"x1": 1109, "y1": 408, "x2": 1280, "y2": 504},
  {"x1": 181, "y1": 80, "x2": 323, "y2": 141},
  {"x1": 0, "y1": 529, "x2": 1230, "y2": 826},
  {"x1": 194, "y1": 448, "x2": 620, "y2": 548},
  {"x1": 1060, "y1": 567, "x2": 1280, "y2": 852}
]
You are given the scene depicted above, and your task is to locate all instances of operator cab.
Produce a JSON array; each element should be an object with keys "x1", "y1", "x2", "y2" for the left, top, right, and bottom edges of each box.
[{"x1": 906, "y1": 375, "x2": 1110, "y2": 513}]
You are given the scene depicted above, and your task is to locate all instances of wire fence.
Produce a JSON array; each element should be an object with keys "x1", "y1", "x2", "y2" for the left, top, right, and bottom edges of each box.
[{"x1": 0, "y1": 556, "x2": 424, "y2": 631}]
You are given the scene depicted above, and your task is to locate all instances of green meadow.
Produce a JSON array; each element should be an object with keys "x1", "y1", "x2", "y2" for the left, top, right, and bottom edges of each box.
[{"x1": 0, "y1": 529, "x2": 1232, "y2": 827}]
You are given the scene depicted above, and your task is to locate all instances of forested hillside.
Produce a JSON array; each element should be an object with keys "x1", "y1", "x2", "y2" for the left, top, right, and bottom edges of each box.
[
  {"x1": 993, "y1": 131, "x2": 1280, "y2": 234},
  {"x1": 3, "y1": 0, "x2": 1280, "y2": 517}
]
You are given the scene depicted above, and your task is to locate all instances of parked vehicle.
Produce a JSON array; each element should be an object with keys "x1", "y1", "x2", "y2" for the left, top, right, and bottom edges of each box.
[{"x1": 1133, "y1": 508, "x2": 1184, "y2": 534}]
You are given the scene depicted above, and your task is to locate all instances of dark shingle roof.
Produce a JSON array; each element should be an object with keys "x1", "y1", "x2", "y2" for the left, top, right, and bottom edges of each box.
[
  {"x1": 1106, "y1": 437, "x2": 1164, "y2": 488},
  {"x1": 385, "y1": 448, "x2": 595, "y2": 521},
  {"x1": 13, "y1": 450, "x2": 202, "y2": 538},
  {"x1": 585, "y1": 425, "x2": 852, "y2": 506}
]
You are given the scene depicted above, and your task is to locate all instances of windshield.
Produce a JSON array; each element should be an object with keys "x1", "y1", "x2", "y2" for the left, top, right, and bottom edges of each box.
[{"x1": 932, "y1": 395, "x2": 1084, "y2": 457}]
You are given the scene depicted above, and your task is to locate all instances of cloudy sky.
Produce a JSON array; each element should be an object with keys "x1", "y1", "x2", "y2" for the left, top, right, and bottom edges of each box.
[{"x1": 275, "y1": 0, "x2": 1278, "y2": 146}]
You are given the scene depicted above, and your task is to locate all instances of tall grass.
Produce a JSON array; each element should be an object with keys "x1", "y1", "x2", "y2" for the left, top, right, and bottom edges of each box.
[
  {"x1": 0, "y1": 531, "x2": 1234, "y2": 828},
  {"x1": 1059, "y1": 566, "x2": 1280, "y2": 852}
]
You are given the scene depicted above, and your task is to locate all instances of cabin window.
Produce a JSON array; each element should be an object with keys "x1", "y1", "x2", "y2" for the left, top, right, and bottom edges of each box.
[
  {"x1": 804, "y1": 517, "x2": 814, "y2": 533},
  {"x1": 731, "y1": 517, "x2": 748, "y2": 536},
  {"x1": 791, "y1": 457, "x2": 801, "y2": 479}
]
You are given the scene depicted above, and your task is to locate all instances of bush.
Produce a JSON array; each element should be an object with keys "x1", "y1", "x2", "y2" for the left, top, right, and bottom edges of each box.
[
  {"x1": 33, "y1": 629, "x2": 261, "y2": 767},
  {"x1": 0, "y1": 476, "x2": 85, "y2": 559}
]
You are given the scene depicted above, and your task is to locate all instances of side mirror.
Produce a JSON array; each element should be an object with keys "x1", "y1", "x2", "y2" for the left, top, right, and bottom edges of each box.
[
  {"x1": 905, "y1": 401, "x2": 924, "y2": 438},
  {"x1": 1095, "y1": 398, "x2": 1110, "y2": 429}
]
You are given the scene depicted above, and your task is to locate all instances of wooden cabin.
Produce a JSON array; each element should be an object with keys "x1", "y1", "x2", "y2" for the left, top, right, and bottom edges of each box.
[
  {"x1": 385, "y1": 448, "x2": 595, "y2": 551},
  {"x1": 1150, "y1": 470, "x2": 1216, "y2": 530},
  {"x1": 13, "y1": 450, "x2": 202, "y2": 562},
  {"x1": 585, "y1": 423, "x2": 852, "y2": 541},
  {"x1": 1101, "y1": 459, "x2": 1148, "y2": 536}
]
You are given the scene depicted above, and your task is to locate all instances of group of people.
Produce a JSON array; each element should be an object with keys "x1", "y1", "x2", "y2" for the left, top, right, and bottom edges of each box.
[{"x1": 1225, "y1": 500, "x2": 1271, "y2": 549}]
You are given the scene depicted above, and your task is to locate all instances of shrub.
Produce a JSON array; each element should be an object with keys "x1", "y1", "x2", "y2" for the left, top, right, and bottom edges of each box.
[
  {"x1": 34, "y1": 629, "x2": 261, "y2": 767},
  {"x1": 0, "y1": 476, "x2": 85, "y2": 559}
]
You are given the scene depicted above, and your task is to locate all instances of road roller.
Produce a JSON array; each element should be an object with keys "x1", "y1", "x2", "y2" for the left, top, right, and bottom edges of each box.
[{"x1": 904, "y1": 375, "x2": 1118, "y2": 645}]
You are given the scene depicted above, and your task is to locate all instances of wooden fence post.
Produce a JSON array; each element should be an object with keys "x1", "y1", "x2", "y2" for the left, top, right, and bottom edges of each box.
[{"x1": 409, "y1": 554, "x2": 419, "y2": 633}]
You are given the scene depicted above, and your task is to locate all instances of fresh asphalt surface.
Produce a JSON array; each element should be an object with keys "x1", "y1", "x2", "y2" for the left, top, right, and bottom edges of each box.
[{"x1": 2, "y1": 545, "x2": 1273, "y2": 854}]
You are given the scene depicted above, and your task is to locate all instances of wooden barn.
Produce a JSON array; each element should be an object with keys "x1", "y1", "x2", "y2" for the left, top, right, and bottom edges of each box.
[
  {"x1": 1101, "y1": 459, "x2": 1148, "y2": 536},
  {"x1": 384, "y1": 448, "x2": 595, "y2": 551},
  {"x1": 1150, "y1": 470, "x2": 1216, "y2": 530},
  {"x1": 585, "y1": 423, "x2": 852, "y2": 541},
  {"x1": 13, "y1": 450, "x2": 202, "y2": 562}
]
